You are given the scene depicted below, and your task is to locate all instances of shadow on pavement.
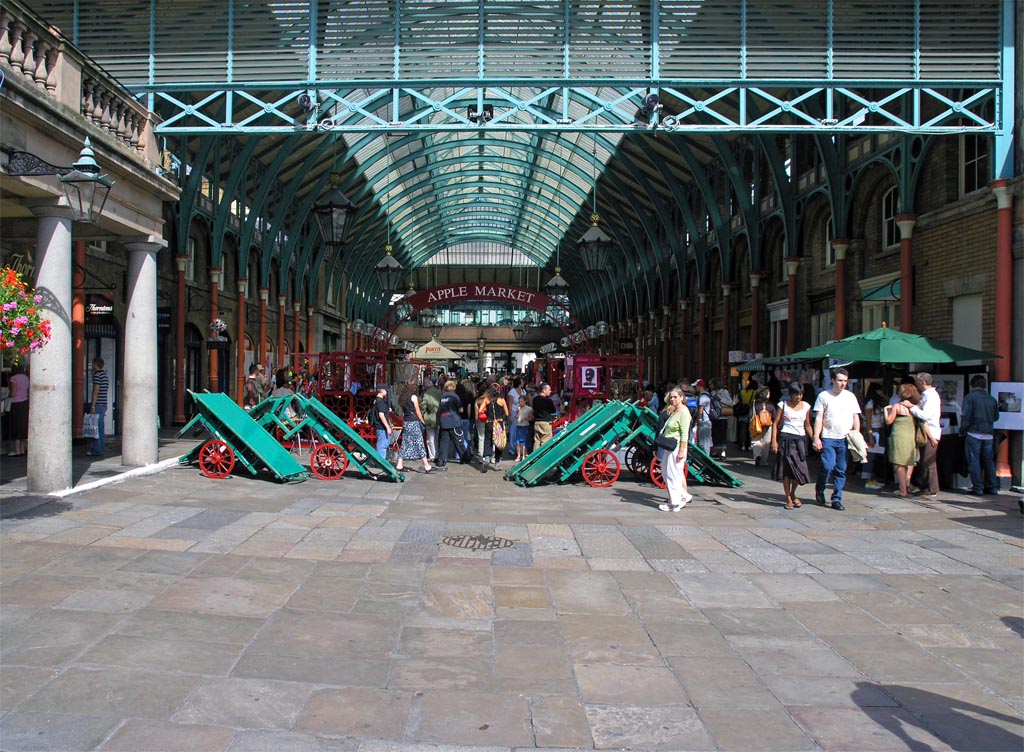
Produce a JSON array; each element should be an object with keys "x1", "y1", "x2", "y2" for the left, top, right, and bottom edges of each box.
[
  {"x1": 0, "y1": 497, "x2": 73, "y2": 520},
  {"x1": 852, "y1": 681, "x2": 1024, "y2": 752}
]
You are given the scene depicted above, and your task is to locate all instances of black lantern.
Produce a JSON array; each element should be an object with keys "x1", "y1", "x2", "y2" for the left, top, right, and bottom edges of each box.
[
  {"x1": 430, "y1": 320, "x2": 443, "y2": 339},
  {"x1": 312, "y1": 173, "x2": 354, "y2": 247},
  {"x1": 375, "y1": 245, "x2": 406, "y2": 293},
  {"x1": 59, "y1": 139, "x2": 114, "y2": 223},
  {"x1": 578, "y1": 213, "x2": 613, "y2": 273},
  {"x1": 545, "y1": 267, "x2": 569, "y2": 298},
  {"x1": 512, "y1": 322, "x2": 525, "y2": 341}
]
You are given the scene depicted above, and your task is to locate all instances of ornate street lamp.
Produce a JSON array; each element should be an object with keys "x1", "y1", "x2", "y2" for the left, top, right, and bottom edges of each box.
[
  {"x1": 312, "y1": 173, "x2": 354, "y2": 248},
  {"x1": 4, "y1": 138, "x2": 114, "y2": 222},
  {"x1": 375, "y1": 245, "x2": 405, "y2": 294},
  {"x1": 578, "y1": 213, "x2": 613, "y2": 273},
  {"x1": 512, "y1": 322, "x2": 525, "y2": 341}
]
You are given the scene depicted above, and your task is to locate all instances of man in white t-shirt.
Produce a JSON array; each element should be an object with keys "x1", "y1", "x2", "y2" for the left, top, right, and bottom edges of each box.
[{"x1": 811, "y1": 367, "x2": 862, "y2": 511}]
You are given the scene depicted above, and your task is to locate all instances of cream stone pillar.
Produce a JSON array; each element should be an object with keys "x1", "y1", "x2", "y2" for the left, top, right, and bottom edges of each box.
[
  {"x1": 122, "y1": 236, "x2": 167, "y2": 466},
  {"x1": 26, "y1": 201, "x2": 75, "y2": 493}
]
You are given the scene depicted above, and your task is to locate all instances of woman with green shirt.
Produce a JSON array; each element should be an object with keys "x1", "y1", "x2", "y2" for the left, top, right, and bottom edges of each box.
[{"x1": 657, "y1": 386, "x2": 693, "y2": 511}]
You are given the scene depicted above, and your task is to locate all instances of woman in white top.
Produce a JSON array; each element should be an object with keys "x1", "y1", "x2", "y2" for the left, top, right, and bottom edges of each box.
[{"x1": 771, "y1": 383, "x2": 813, "y2": 509}]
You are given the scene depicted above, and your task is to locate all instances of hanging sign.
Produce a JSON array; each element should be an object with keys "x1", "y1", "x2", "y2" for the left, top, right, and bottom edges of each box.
[{"x1": 86, "y1": 294, "x2": 114, "y2": 316}]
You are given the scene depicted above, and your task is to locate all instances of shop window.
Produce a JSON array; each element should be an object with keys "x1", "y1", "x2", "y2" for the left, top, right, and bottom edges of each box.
[
  {"x1": 810, "y1": 311, "x2": 835, "y2": 346},
  {"x1": 882, "y1": 187, "x2": 899, "y2": 249}
]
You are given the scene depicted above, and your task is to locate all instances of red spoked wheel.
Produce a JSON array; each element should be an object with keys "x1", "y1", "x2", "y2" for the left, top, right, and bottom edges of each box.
[
  {"x1": 649, "y1": 455, "x2": 667, "y2": 489},
  {"x1": 581, "y1": 449, "x2": 621, "y2": 488},
  {"x1": 310, "y1": 443, "x2": 349, "y2": 480},
  {"x1": 198, "y1": 440, "x2": 235, "y2": 479}
]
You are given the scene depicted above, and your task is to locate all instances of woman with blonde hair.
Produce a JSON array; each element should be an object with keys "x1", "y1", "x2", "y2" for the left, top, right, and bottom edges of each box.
[{"x1": 656, "y1": 386, "x2": 693, "y2": 512}]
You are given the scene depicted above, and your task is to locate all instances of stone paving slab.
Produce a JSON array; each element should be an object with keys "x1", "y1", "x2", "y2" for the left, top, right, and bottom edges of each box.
[{"x1": 1, "y1": 451, "x2": 1021, "y2": 751}]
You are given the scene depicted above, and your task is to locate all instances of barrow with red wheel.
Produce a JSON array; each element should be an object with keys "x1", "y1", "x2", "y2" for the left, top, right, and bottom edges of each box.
[
  {"x1": 504, "y1": 401, "x2": 649, "y2": 488},
  {"x1": 177, "y1": 391, "x2": 308, "y2": 482},
  {"x1": 270, "y1": 393, "x2": 405, "y2": 483}
]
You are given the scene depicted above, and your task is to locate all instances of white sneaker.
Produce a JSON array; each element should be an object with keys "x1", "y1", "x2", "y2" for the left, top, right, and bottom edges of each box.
[{"x1": 658, "y1": 503, "x2": 686, "y2": 512}]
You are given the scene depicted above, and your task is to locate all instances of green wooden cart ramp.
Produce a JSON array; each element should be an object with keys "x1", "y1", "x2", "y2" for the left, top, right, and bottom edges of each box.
[
  {"x1": 178, "y1": 391, "x2": 308, "y2": 482},
  {"x1": 504, "y1": 401, "x2": 638, "y2": 487},
  {"x1": 288, "y1": 394, "x2": 405, "y2": 483}
]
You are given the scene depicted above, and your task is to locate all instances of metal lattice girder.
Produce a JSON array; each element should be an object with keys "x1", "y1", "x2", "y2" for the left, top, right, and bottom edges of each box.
[{"x1": 146, "y1": 81, "x2": 1000, "y2": 136}]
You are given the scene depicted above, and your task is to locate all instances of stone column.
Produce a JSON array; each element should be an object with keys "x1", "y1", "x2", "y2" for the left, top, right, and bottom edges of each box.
[
  {"x1": 307, "y1": 307, "x2": 315, "y2": 355},
  {"x1": 72, "y1": 240, "x2": 86, "y2": 437},
  {"x1": 208, "y1": 268, "x2": 221, "y2": 392},
  {"x1": 896, "y1": 215, "x2": 917, "y2": 332},
  {"x1": 258, "y1": 288, "x2": 268, "y2": 369},
  {"x1": 122, "y1": 237, "x2": 166, "y2": 466},
  {"x1": 173, "y1": 255, "x2": 187, "y2": 424},
  {"x1": 832, "y1": 240, "x2": 849, "y2": 339},
  {"x1": 749, "y1": 272, "x2": 762, "y2": 354},
  {"x1": 293, "y1": 302, "x2": 302, "y2": 360},
  {"x1": 720, "y1": 283, "x2": 731, "y2": 378},
  {"x1": 991, "y1": 181, "x2": 1013, "y2": 382},
  {"x1": 785, "y1": 257, "x2": 801, "y2": 354},
  {"x1": 991, "y1": 180, "x2": 1014, "y2": 484},
  {"x1": 27, "y1": 201, "x2": 74, "y2": 493},
  {"x1": 278, "y1": 295, "x2": 287, "y2": 368},
  {"x1": 678, "y1": 299, "x2": 689, "y2": 378},
  {"x1": 235, "y1": 278, "x2": 247, "y2": 404},
  {"x1": 697, "y1": 293, "x2": 707, "y2": 378}
]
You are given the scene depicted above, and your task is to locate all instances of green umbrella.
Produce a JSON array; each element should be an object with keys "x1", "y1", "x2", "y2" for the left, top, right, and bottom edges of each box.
[{"x1": 787, "y1": 326, "x2": 1000, "y2": 364}]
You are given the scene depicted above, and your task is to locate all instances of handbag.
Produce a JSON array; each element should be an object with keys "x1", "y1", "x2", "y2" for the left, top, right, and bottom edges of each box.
[
  {"x1": 914, "y1": 419, "x2": 929, "y2": 448},
  {"x1": 493, "y1": 422, "x2": 507, "y2": 450},
  {"x1": 749, "y1": 412, "x2": 765, "y2": 439},
  {"x1": 654, "y1": 433, "x2": 678, "y2": 452},
  {"x1": 82, "y1": 413, "x2": 100, "y2": 439}
]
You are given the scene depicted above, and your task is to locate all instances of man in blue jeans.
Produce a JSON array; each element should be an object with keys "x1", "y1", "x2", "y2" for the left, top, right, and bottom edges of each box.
[
  {"x1": 811, "y1": 367, "x2": 862, "y2": 511},
  {"x1": 371, "y1": 385, "x2": 393, "y2": 458},
  {"x1": 960, "y1": 375, "x2": 1000, "y2": 495}
]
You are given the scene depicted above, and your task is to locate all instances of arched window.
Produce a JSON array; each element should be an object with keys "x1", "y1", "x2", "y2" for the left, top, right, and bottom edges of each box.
[{"x1": 882, "y1": 187, "x2": 899, "y2": 249}]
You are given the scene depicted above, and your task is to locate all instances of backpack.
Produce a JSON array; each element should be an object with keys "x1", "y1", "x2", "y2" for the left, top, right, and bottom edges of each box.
[
  {"x1": 685, "y1": 394, "x2": 699, "y2": 418},
  {"x1": 758, "y1": 404, "x2": 774, "y2": 429},
  {"x1": 707, "y1": 394, "x2": 723, "y2": 422}
]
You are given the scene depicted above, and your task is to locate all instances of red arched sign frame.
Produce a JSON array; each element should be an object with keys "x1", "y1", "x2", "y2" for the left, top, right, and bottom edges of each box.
[{"x1": 374, "y1": 283, "x2": 593, "y2": 353}]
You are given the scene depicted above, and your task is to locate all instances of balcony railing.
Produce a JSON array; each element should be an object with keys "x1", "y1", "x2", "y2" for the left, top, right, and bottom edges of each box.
[{"x1": 1, "y1": 0, "x2": 158, "y2": 160}]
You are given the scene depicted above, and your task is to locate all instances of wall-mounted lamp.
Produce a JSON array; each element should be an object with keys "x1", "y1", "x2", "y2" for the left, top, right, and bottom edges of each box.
[{"x1": 3, "y1": 138, "x2": 114, "y2": 222}]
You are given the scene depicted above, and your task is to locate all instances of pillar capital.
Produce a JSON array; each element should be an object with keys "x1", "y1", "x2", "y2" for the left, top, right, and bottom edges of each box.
[
  {"x1": 209, "y1": 267, "x2": 222, "y2": 284},
  {"x1": 721, "y1": 282, "x2": 731, "y2": 297},
  {"x1": 698, "y1": 291, "x2": 708, "y2": 304},
  {"x1": 121, "y1": 235, "x2": 167, "y2": 253},
  {"x1": 749, "y1": 272, "x2": 762, "y2": 288},
  {"x1": 895, "y1": 215, "x2": 917, "y2": 239},
  {"x1": 831, "y1": 239, "x2": 849, "y2": 261},
  {"x1": 175, "y1": 256, "x2": 188, "y2": 272},
  {"x1": 237, "y1": 277, "x2": 248, "y2": 295},
  {"x1": 259, "y1": 287, "x2": 269, "y2": 303},
  {"x1": 678, "y1": 298, "x2": 688, "y2": 312},
  {"x1": 307, "y1": 306, "x2": 315, "y2": 316},
  {"x1": 990, "y1": 179, "x2": 1013, "y2": 209},
  {"x1": 784, "y1": 257, "x2": 801, "y2": 277},
  {"x1": 294, "y1": 302, "x2": 302, "y2": 313},
  {"x1": 278, "y1": 294, "x2": 287, "y2": 306},
  {"x1": 27, "y1": 198, "x2": 75, "y2": 220}
]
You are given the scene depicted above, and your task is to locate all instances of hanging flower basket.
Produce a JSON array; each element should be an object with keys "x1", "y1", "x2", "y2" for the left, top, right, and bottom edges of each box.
[
  {"x1": 209, "y1": 317, "x2": 227, "y2": 335},
  {"x1": 0, "y1": 268, "x2": 52, "y2": 363}
]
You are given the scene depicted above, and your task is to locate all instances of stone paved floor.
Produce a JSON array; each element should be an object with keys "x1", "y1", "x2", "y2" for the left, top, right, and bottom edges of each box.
[{"x1": 1, "y1": 443, "x2": 1022, "y2": 751}]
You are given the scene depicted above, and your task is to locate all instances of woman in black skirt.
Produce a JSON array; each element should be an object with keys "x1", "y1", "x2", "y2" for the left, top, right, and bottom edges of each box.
[{"x1": 771, "y1": 383, "x2": 813, "y2": 509}]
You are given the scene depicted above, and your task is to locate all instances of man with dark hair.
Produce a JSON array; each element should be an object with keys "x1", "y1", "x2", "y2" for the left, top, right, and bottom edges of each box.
[
  {"x1": 811, "y1": 367, "x2": 862, "y2": 511},
  {"x1": 244, "y1": 364, "x2": 260, "y2": 410},
  {"x1": 532, "y1": 383, "x2": 556, "y2": 448},
  {"x1": 960, "y1": 374, "x2": 999, "y2": 495}
]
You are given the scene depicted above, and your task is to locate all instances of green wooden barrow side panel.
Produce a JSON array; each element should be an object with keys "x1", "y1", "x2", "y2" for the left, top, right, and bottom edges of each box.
[{"x1": 178, "y1": 392, "x2": 308, "y2": 482}]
